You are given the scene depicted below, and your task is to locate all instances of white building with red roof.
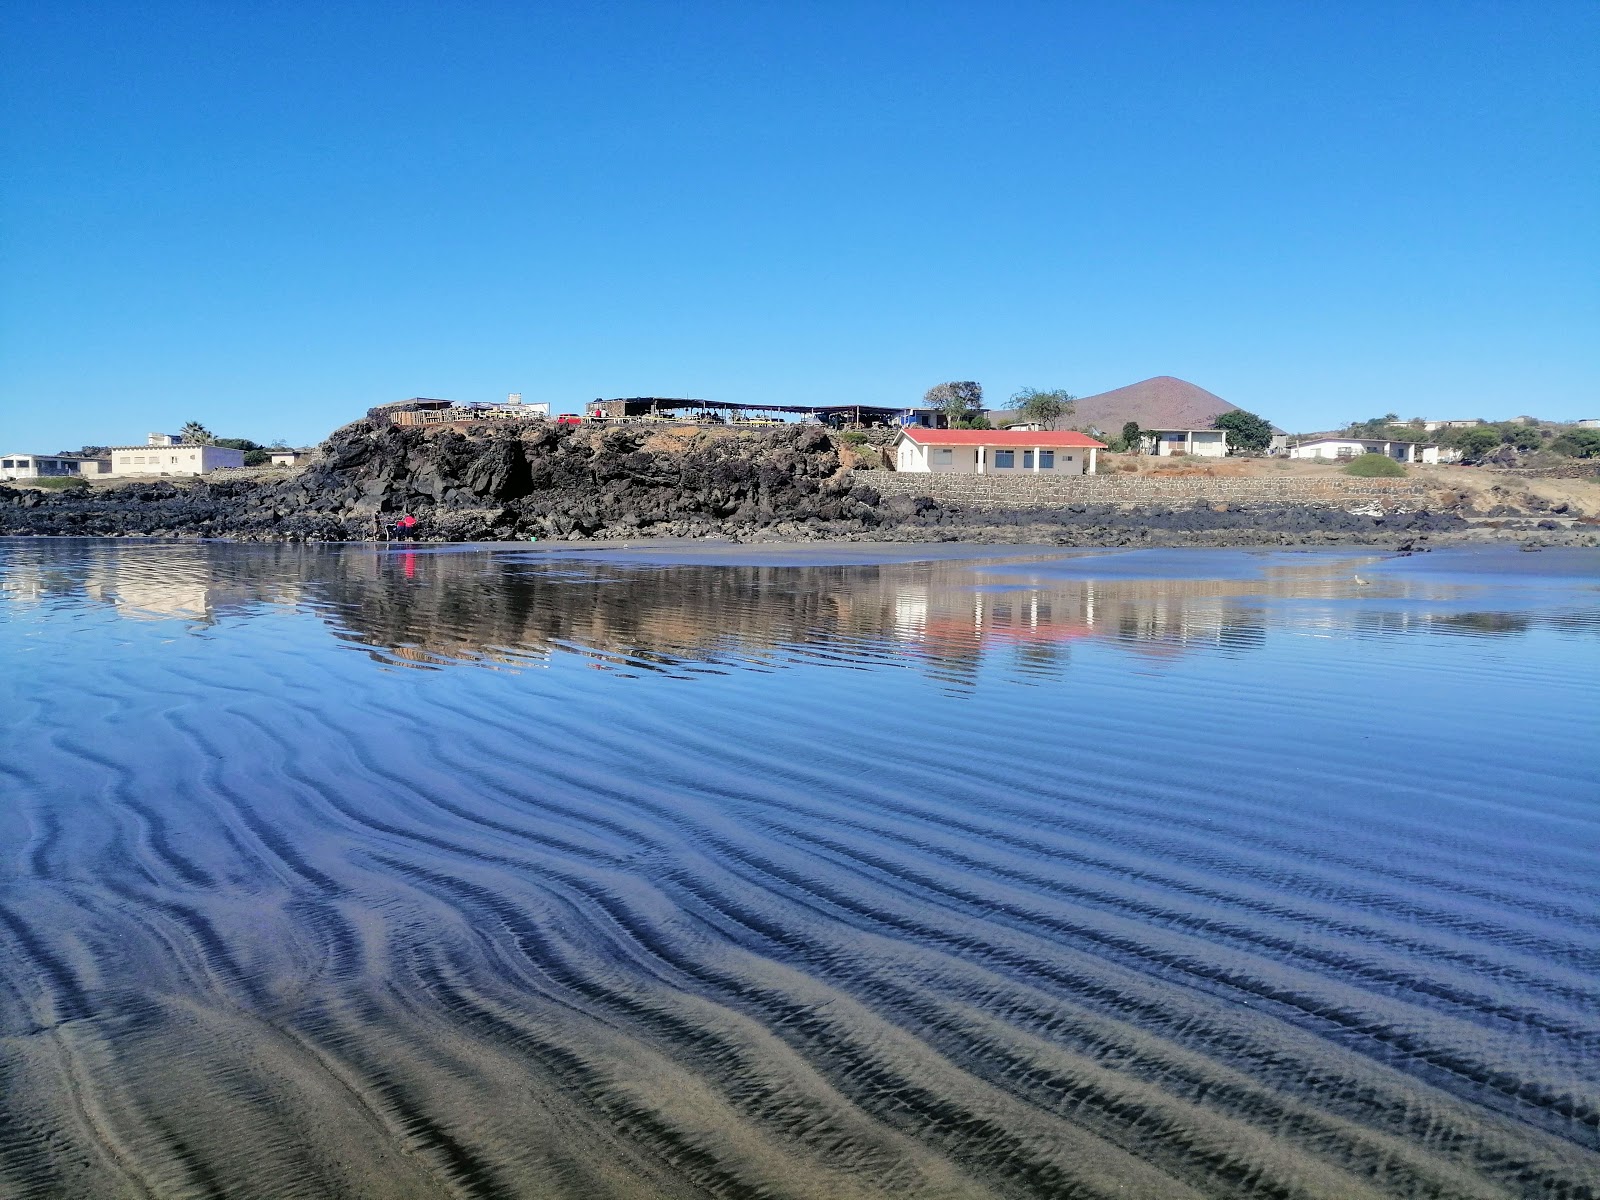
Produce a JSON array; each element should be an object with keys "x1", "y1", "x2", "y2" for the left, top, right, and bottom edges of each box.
[{"x1": 892, "y1": 428, "x2": 1107, "y2": 475}]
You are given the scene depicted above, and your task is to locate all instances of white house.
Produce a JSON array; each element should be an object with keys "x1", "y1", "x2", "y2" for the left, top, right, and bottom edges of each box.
[
  {"x1": 269, "y1": 448, "x2": 310, "y2": 466},
  {"x1": 893, "y1": 428, "x2": 1107, "y2": 475},
  {"x1": 1142, "y1": 428, "x2": 1229, "y2": 458},
  {"x1": 1289, "y1": 437, "x2": 1441, "y2": 464},
  {"x1": 104, "y1": 443, "x2": 245, "y2": 477},
  {"x1": 0, "y1": 453, "x2": 85, "y2": 481}
]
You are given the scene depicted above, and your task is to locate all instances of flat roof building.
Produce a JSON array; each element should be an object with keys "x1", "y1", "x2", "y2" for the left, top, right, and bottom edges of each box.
[{"x1": 1, "y1": 453, "x2": 86, "y2": 481}]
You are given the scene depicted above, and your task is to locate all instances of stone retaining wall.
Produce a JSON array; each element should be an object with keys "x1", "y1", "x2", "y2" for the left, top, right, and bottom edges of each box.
[{"x1": 867, "y1": 471, "x2": 1436, "y2": 508}]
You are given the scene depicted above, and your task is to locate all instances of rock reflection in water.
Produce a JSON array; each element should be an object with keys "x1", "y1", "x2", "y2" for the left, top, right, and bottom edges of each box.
[{"x1": 1, "y1": 540, "x2": 1597, "y2": 1198}]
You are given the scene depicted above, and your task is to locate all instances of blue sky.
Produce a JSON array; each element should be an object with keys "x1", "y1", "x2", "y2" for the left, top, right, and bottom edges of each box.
[{"x1": 2, "y1": 1, "x2": 1596, "y2": 450}]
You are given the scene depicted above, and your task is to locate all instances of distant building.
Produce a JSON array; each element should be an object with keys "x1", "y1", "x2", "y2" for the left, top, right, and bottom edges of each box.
[
  {"x1": 1289, "y1": 437, "x2": 1440, "y2": 464},
  {"x1": 893, "y1": 428, "x2": 1106, "y2": 475},
  {"x1": 103, "y1": 444, "x2": 245, "y2": 477},
  {"x1": 1420, "y1": 419, "x2": 1483, "y2": 432},
  {"x1": 269, "y1": 449, "x2": 310, "y2": 467},
  {"x1": 1577, "y1": 418, "x2": 1600, "y2": 429},
  {"x1": 0, "y1": 453, "x2": 86, "y2": 481},
  {"x1": 1141, "y1": 428, "x2": 1229, "y2": 458}
]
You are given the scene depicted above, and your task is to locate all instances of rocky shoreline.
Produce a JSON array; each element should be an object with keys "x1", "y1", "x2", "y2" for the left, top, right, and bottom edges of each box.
[{"x1": 2, "y1": 421, "x2": 1594, "y2": 548}]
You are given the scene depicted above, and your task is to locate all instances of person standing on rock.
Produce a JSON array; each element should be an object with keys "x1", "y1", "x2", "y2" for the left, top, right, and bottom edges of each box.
[{"x1": 396, "y1": 513, "x2": 418, "y2": 541}]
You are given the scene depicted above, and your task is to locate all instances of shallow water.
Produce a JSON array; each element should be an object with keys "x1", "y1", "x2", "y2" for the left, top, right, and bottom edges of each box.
[{"x1": 1, "y1": 539, "x2": 1597, "y2": 1199}]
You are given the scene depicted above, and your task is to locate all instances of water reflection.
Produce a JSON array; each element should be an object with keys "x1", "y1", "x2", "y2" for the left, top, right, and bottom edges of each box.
[
  {"x1": 3, "y1": 538, "x2": 1597, "y2": 1198},
  {"x1": 1, "y1": 542, "x2": 1595, "y2": 684}
]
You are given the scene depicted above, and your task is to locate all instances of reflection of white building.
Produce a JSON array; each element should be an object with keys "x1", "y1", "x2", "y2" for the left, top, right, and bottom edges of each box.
[
  {"x1": 1289, "y1": 437, "x2": 1440, "y2": 464},
  {"x1": 893, "y1": 429, "x2": 1105, "y2": 475}
]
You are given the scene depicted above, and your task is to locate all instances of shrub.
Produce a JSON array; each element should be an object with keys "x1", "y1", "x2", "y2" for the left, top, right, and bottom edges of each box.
[
  {"x1": 21, "y1": 475, "x2": 90, "y2": 491},
  {"x1": 1551, "y1": 429, "x2": 1600, "y2": 458},
  {"x1": 835, "y1": 431, "x2": 869, "y2": 446},
  {"x1": 1344, "y1": 453, "x2": 1406, "y2": 477}
]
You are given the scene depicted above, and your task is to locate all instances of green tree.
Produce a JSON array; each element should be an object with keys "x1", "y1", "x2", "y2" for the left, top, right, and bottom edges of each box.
[
  {"x1": 924, "y1": 381, "x2": 984, "y2": 428},
  {"x1": 1349, "y1": 413, "x2": 1400, "y2": 436},
  {"x1": 1213, "y1": 410, "x2": 1274, "y2": 454},
  {"x1": 179, "y1": 421, "x2": 215, "y2": 445},
  {"x1": 1455, "y1": 427, "x2": 1501, "y2": 460},
  {"x1": 1551, "y1": 429, "x2": 1600, "y2": 458},
  {"x1": 1011, "y1": 387, "x2": 1075, "y2": 431},
  {"x1": 1121, "y1": 421, "x2": 1142, "y2": 454}
]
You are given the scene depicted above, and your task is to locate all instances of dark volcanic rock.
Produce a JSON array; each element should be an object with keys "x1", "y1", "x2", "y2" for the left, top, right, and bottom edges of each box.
[
  {"x1": 0, "y1": 422, "x2": 870, "y2": 542},
  {"x1": 3, "y1": 422, "x2": 1583, "y2": 546}
]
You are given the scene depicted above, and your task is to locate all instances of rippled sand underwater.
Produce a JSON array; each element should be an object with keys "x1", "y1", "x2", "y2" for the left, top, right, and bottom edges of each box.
[{"x1": 1, "y1": 540, "x2": 1597, "y2": 1199}]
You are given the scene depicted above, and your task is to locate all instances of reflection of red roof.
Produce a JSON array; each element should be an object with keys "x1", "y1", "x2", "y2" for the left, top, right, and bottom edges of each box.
[{"x1": 901, "y1": 429, "x2": 1107, "y2": 448}]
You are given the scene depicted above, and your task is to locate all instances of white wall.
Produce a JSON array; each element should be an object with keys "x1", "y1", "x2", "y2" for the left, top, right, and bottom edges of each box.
[
  {"x1": 1, "y1": 455, "x2": 79, "y2": 480},
  {"x1": 894, "y1": 440, "x2": 1091, "y2": 474},
  {"x1": 1289, "y1": 440, "x2": 1438, "y2": 464},
  {"x1": 108, "y1": 445, "x2": 245, "y2": 476},
  {"x1": 895, "y1": 442, "x2": 976, "y2": 473},
  {"x1": 1150, "y1": 430, "x2": 1227, "y2": 458}
]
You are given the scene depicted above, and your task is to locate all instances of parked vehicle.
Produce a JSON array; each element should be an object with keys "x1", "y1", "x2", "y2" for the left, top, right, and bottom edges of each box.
[{"x1": 556, "y1": 414, "x2": 583, "y2": 426}]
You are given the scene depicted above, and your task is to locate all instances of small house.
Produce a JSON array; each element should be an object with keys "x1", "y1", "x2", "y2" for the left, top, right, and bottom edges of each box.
[
  {"x1": 893, "y1": 428, "x2": 1107, "y2": 475},
  {"x1": 1141, "y1": 428, "x2": 1229, "y2": 458},
  {"x1": 0, "y1": 454, "x2": 85, "y2": 481},
  {"x1": 1288, "y1": 437, "x2": 1440, "y2": 464}
]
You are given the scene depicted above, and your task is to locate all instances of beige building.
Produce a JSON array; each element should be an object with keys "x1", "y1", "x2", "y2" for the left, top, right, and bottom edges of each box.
[
  {"x1": 103, "y1": 434, "x2": 245, "y2": 477},
  {"x1": 1143, "y1": 428, "x2": 1229, "y2": 457}
]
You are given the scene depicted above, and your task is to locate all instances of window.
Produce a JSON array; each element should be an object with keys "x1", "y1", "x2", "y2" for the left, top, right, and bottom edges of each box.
[
  {"x1": 15, "y1": 459, "x2": 29, "y2": 468},
  {"x1": 934, "y1": 448, "x2": 953, "y2": 465},
  {"x1": 994, "y1": 450, "x2": 1015, "y2": 468},
  {"x1": 1336, "y1": 446, "x2": 1354, "y2": 458},
  {"x1": 1039, "y1": 451, "x2": 1055, "y2": 468},
  {"x1": 171, "y1": 456, "x2": 179, "y2": 463},
  {"x1": 1023, "y1": 451, "x2": 1034, "y2": 468},
  {"x1": 1, "y1": 460, "x2": 12, "y2": 469}
]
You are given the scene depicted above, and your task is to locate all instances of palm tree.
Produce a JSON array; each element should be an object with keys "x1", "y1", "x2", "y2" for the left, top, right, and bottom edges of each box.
[{"x1": 179, "y1": 421, "x2": 215, "y2": 445}]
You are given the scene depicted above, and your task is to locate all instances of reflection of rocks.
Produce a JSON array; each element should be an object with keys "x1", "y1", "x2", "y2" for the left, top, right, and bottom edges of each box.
[{"x1": 2, "y1": 545, "x2": 1582, "y2": 683}]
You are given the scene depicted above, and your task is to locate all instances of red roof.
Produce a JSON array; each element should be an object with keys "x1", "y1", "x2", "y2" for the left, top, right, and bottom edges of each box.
[{"x1": 901, "y1": 428, "x2": 1107, "y2": 449}]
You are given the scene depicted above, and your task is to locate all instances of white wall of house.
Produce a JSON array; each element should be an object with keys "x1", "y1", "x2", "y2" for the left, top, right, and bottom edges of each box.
[
  {"x1": 107, "y1": 445, "x2": 245, "y2": 476},
  {"x1": 894, "y1": 438, "x2": 1094, "y2": 474},
  {"x1": 1289, "y1": 439, "x2": 1440, "y2": 464},
  {"x1": 1146, "y1": 429, "x2": 1228, "y2": 457},
  {"x1": 0, "y1": 454, "x2": 81, "y2": 480}
]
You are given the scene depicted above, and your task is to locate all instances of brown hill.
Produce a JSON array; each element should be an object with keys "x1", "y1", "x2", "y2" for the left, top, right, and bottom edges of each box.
[
  {"x1": 991, "y1": 376, "x2": 1267, "y2": 433},
  {"x1": 1069, "y1": 377, "x2": 1242, "y2": 432}
]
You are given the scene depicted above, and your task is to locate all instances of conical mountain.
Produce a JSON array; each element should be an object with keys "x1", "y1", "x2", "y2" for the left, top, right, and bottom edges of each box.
[{"x1": 1069, "y1": 377, "x2": 1241, "y2": 432}]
